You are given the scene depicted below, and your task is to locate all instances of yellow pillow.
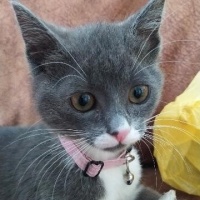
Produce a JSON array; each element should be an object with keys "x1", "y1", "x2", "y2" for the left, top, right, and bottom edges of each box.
[{"x1": 154, "y1": 72, "x2": 200, "y2": 196}]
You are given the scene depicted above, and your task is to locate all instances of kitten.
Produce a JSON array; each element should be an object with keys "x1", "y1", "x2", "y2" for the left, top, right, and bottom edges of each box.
[{"x1": 0, "y1": 0, "x2": 176, "y2": 199}]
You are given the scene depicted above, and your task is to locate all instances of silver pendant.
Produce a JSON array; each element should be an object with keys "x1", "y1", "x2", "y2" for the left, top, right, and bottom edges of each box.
[{"x1": 123, "y1": 152, "x2": 135, "y2": 185}]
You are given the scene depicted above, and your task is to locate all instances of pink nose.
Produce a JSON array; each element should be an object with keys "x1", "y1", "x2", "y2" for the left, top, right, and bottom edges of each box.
[{"x1": 112, "y1": 129, "x2": 130, "y2": 142}]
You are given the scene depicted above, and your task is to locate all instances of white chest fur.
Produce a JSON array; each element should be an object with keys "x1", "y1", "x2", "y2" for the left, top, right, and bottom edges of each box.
[{"x1": 99, "y1": 148, "x2": 142, "y2": 200}]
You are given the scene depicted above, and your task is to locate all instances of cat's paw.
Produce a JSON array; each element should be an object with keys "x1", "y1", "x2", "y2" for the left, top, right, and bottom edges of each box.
[{"x1": 159, "y1": 190, "x2": 177, "y2": 200}]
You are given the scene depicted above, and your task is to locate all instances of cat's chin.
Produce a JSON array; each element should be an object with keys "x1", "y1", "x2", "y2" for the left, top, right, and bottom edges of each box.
[
  {"x1": 102, "y1": 143, "x2": 125, "y2": 152},
  {"x1": 87, "y1": 144, "x2": 130, "y2": 161}
]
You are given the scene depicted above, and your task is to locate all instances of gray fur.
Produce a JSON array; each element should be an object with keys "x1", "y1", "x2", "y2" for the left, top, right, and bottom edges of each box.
[{"x1": 0, "y1": 0, "x2": 165, "y2": 199}]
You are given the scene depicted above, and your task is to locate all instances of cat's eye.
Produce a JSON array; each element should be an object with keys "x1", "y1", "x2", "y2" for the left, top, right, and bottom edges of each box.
[
  {"x1": 71, "y1": 93, "x2": 95, "y2": 112},
  {"x1": 129, "y1": 85, "x2": 149, "y2": 104}
]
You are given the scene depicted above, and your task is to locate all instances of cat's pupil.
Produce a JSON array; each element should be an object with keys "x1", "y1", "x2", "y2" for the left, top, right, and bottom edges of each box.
[
  {"x1": 79, "y1": 94, "x2": 90, "y2": 107},
  {"x1": 133, "y1": 87, "x2": 143, "y2": 99},
  {"x1": 71, "y1": 93, "x2": 95, "y2": 112}
]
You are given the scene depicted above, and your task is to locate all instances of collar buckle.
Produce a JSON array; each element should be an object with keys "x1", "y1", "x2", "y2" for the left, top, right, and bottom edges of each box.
[{"x1": 83, "y1": 160, "x2": 104, "y2": 177}]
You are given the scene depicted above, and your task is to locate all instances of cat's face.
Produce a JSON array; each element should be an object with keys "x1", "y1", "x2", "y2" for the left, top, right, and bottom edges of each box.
[{"x1": 13, "y1": 0, "x2": 164, "y2": 158}]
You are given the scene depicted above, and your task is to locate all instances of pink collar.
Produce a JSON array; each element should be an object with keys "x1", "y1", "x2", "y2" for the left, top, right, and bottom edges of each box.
[{"x1": 58, "y1": 135, "x2": 127, "y2": 177}]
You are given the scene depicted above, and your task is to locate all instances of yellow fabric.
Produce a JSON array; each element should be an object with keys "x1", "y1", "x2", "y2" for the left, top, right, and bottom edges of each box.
[{"x1": 154, "y1": 72, "x2": 200, "y2": 196}]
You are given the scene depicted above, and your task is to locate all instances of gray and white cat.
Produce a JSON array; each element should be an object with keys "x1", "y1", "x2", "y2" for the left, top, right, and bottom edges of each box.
[{"x1": 0, "y1": 0, "x2": 176, "y2": 199}]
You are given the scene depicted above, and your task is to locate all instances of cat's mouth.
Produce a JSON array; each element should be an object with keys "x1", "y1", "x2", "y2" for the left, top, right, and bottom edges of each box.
[{"x1": 103, "y1": 143, "x2": 125, "y2": 151}]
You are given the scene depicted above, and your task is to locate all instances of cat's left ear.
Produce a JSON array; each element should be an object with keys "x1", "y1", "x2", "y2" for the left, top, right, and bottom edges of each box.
[
  {"x1": 124, "y1": 0, "x2": 165, "y2": 54},
  {"x1": 12, "y1": 2, "x2": 66, "y2": 76}
]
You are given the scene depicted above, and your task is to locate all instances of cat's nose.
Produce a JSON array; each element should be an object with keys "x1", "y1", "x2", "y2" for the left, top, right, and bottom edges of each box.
[{"x1": 111, "y1": 129, "x2": 130, "y2": 142}]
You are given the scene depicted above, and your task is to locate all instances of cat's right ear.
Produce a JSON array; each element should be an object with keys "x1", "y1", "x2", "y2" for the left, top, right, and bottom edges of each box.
[
  {"x1": 123, "y1": 0, "x2": 165, "y2": 57},
  {"x1": 12, "y1": 2, "x2": 64, "y2": 75}
]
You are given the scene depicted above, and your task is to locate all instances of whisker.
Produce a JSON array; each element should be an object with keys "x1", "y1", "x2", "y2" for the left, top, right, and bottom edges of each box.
[
  {"x1": 133, "y1": 0, "x2": 197, "y2": 74},
  {"x1": 36, "y1": 137, "x2": 87, "y2": 188},
  {"x1": 140, "y1": 110, "x2": 175, "y2": 125},
  {"x1": 137, "y1": 141, "x2": 144, "y2": 159},
  {"x1": 60, "y1": 46, "x2": 87, "y2": 78},
  {"x1": 35, "y1": 150, "x2": 67, "y2": 199},
  {"x1": 141, "y1": 110, "x2": 200, "y2": 130},
  {"x1": 14, "y1": 140, "x2": 59, "y2": 197},
  {"x1": 3, "y1": 129, "x2": 87, "y2": 150},
  {"x1": 32, "y1": 143, "x2": 62, "y2": 175},
  {"x1": 3, "y1": 132, "x2": 51, "y2": 150},
  {"x1": 63, "y1": 163, "x2": 75, "y2": 197},
  {"x1": 15, "y1": 137, "x2": 57, "y2": 172},
  {"x1": 51, "y1": 139, "x2": 91, "y2": 200},
  {"x1": 145, "y1": 133, "x2": 190, "y2": 176},
  {"x1": 141, "y1": 138, "x2": 158, "y2": 189},
  {"x1": 53, "y1": 74, "x2": 87, "y2": 88},
  {"x1": 51, "y1": 162, "x2": 69, "y2": 200},
  {"x1": 134, "y1": 39, "x2": 200, "y2": 76},
  {"x1": 146, "y1": 131, "x2": 192, "y2": 173},
  {"x1": 32, "y1": 61, "x2": 86, "y2": 79},
  {"x1": 151, "y1": 125, "x2": 200, "y2": 145}
]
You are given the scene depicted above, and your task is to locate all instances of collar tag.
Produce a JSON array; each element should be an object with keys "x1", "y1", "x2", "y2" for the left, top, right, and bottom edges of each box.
[{"x1": 123, "y1": 152, "x2": 135, "y2": 185}]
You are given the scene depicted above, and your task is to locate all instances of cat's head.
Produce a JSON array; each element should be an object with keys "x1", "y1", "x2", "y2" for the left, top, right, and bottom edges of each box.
[{"x1": 12, "y1": 0, "x2": 165, "y2": 159}]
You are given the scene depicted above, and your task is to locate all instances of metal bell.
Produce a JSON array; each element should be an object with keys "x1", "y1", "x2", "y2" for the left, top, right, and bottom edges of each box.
[{"x1": 124, "y1": 170, "x2": 134, "y2": 185}]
